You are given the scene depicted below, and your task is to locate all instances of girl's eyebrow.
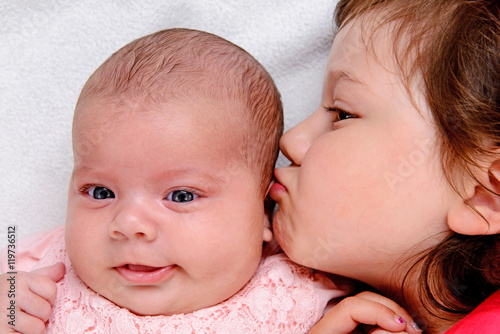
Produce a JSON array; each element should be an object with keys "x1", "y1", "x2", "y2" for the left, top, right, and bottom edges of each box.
[{"x1": 329, "y1": 70, "x2": 366, "y2": 87}]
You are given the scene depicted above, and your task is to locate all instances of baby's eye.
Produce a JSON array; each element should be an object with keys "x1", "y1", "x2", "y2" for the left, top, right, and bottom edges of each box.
[
  {"x1": 166, "y1": 190, "x2": 198, "y2": 203},
  {"x1": 88, "y1": 186, "x2": 115, "y2": 200}
]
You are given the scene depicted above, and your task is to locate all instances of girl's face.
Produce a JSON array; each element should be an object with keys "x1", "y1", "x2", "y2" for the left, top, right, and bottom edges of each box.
[{"x1": 270, "y1": 18, "x2": 459, "y2": 289}]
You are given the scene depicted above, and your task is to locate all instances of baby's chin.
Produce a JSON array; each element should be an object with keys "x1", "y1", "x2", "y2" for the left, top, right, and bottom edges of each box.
[
  {"x1": 88, "y1": 280, "x2": 235, "y2": 317},
  {"x1": 95, "y1": 287, "x2": 193, "y2": 316}
]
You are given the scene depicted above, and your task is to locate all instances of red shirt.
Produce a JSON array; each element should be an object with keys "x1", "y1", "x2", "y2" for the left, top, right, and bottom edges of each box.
[{"x1": 446, "y1": 290, "x2": 500, "y2": 333}]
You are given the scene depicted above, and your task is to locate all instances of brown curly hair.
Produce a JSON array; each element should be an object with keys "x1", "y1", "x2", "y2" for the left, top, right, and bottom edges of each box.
[{"x1": 335, "y1": 0, "x2": 500, "y2": 322}]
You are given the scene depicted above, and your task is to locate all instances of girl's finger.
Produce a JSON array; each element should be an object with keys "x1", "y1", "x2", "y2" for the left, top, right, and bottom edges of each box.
[
  {"x1": 368, "y1": 330, "x2": 409, "y2": 334},
  {"x1": 309, "y1": 296, "x2": 409, "y2": 334},
  {"x1": 355, "y1": 292, "x2": 422, "y2": 333}
]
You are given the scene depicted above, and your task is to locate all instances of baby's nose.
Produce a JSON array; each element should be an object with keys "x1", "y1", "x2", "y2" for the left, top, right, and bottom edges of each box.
[{"x1": 108, "y1": 199, "x2": 158, "y2": 242}]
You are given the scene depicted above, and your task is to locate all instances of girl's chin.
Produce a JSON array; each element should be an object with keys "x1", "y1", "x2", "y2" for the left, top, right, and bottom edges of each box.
[{"x1": 272, "y1": 216, "x2": 291, "y2": 254}]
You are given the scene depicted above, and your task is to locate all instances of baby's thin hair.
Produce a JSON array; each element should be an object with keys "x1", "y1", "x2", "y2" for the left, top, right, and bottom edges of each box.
[{"x1": 75, "y1": 28, "x2": 283, "y2": 196}]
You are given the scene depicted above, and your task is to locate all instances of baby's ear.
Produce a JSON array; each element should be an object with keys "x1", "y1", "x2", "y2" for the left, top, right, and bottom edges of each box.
[
  {"x1": 263, "y1": 185, "x2": 274, "y2": 242},
  {"x1": 447, "y1": 159, "x2": 500, "y2": 235},
  {"x1": 263, "y1": 215, "x2": 273, "y2": 242}
]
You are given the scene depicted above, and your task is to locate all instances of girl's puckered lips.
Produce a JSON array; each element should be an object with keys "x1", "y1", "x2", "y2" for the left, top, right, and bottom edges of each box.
[
  {"x1": 115, "y1": 264, "x2": 177, "y2": 284},
  {"x1": 269, "y1": 171, "x2": 288, "y2": 200}
]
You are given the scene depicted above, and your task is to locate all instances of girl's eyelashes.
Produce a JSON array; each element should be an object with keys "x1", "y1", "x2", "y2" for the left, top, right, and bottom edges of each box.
[
  {"x1": 324, "y1": 106, "x2": 358, "y2": 122},
  {"x1": 165, "y1": 189, "x2": 199, "y2": 203},
  {"x1": 80, "y1": 185, "x2": 115, "y2": 200}
]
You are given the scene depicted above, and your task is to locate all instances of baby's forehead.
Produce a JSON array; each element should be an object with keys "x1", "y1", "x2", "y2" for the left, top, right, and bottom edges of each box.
[
  {"x1": 73, "y1": 94, "x2": 251, "y2": 151},
  {"x1": 77, "y1": 92, "x2": 244, "y2": 120}
]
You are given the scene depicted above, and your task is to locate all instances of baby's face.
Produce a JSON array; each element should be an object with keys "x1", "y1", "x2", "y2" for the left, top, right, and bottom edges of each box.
[{"x1": 65, "y1": 97, "x2": 272, "y2": 316}]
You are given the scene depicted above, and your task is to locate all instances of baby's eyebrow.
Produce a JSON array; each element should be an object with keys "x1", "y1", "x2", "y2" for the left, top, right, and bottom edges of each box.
[
  {"x1": 72, "y1": 165, "x2": 93, "y2": 175},
  {"x1": 155, "y1": 169, "x2": 226, "y2": 184},
  {"x1": 71, "y1": 166, "x2": 107, "y2": 181},
  {"x1": 72, "y1": 165, "x2": 225, "y2": 185}
]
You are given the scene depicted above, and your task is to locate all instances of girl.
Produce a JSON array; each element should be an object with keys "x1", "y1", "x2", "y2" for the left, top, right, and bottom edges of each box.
[{"x1": 270, "y1": 0, "x2": 500, "y2": 333}]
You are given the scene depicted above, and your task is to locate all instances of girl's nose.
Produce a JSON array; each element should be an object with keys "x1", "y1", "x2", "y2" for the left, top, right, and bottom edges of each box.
[
  {"x1": 280, "y1": 110, "x2": 322, "y2": 166},
  {"x1": 109, "y1": 198, "x2": 158, "y2": 242}
]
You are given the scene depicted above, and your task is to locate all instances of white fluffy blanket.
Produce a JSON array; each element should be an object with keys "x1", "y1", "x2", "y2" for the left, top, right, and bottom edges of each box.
[{"x1": 0, "y1": 0, "x2": 338, "y2": 246}]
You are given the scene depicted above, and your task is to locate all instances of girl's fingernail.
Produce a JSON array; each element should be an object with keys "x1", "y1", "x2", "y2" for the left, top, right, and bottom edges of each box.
[
  {"x1": 411, "y1": 321, "x2": 423, "y2": 332},
  {"x1": 394, "y1": 315, "x2": 406, "y2": 324}
]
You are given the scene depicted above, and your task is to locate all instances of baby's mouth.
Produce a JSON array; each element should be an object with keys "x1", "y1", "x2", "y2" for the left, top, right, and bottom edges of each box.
[
  {"x1": 125, "y1": 264, "x2": 162, "y2": 272},
  {"x1": 115, "y1": 264, "x2": 177, "y2": 284}
]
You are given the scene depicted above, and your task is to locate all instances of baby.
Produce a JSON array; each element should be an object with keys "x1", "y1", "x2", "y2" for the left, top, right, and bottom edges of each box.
[{"x1": 1, "y1": 28, "x2": 349, "y2": 333}]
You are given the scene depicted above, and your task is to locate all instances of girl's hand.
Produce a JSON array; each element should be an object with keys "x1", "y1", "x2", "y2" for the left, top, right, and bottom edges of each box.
[
  {"x1": 309, "y1": 291, "x2": 422, "y2": 334},
  {"x1": 0, "y1": 263, "x2": 65, "y2": 334}
]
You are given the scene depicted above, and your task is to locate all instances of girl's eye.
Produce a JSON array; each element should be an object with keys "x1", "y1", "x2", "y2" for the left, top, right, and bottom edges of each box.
[
  {"x1": 88, "y1": 186, "x2": 115, "y2": 200},
  {"x1": 337, "y1": 109, "x2": 358, "y2": 121},
  {"x1": 324, "y1": 106, "x2": 358, "y2": 122},
  {"x1": 166, "y1": 190, "x2": 198, "y2": 203}
]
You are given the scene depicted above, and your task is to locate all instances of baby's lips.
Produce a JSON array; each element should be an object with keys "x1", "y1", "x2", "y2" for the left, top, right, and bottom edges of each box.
[
  {"x1": 115, "y1": 264, "x2": 177, "y2": 284},
  {"x1": 125, "y1": 264, "x2": 162, "y2": 272}
]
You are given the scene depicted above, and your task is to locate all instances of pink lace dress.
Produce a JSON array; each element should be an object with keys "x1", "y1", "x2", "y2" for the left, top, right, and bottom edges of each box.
[{"x1": 2, "y1": 226, "x2": 350, "y2": 333}]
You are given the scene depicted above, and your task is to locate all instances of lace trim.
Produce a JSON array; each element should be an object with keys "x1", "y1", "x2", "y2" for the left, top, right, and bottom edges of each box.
[{"x1": 39, "y1": 231, "x2": 330, "y2": 333}]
